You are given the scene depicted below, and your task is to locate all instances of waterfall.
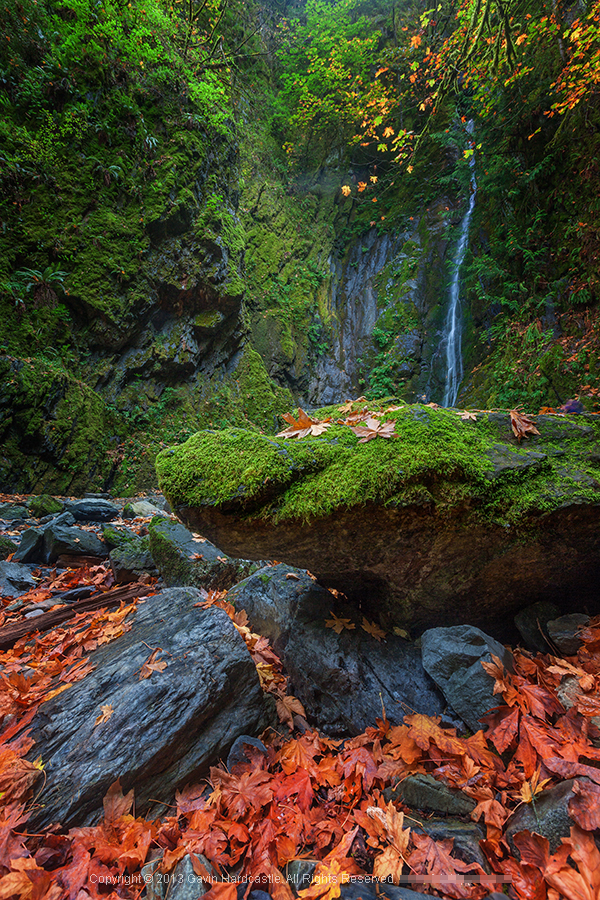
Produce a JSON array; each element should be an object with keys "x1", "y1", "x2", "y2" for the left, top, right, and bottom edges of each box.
[{"x1": 442, "y1": 121, "x2": 477, "y2": 408}]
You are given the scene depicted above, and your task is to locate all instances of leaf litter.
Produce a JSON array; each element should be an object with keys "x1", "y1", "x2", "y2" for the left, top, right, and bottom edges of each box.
[{"x1": 1, "y1": 436, "x2": 598, "y2": 898}]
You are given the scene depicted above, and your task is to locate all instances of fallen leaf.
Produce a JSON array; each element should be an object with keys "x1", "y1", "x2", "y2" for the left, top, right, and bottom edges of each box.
[
  {"x1": 278, "y1": 409, "x2": 332, "y2": 439},
  {"x1": 350, "y1": 418, "x2": 396, "y2": 442},
  {"x1": 95, "y1": 704, "x2": 114, "y2": 726},
  {"x1": 459, "y1": 410, "x2": 478, "y2": 420},
  {"x1": 510, "y1": 409, "x2": 541, "y2": 442},
  {"x1": 276, "y1": 694, "x2": 307, "y2": 729},
  {"x1": 139, "y1": 648, "x2": 167, "y2": 680},
  {"x1": 361, "y1": 617, "x2": 386, "y2": 642},
  {"x1": 325, "y1": 613, "x2": 356, "y2": 634}
]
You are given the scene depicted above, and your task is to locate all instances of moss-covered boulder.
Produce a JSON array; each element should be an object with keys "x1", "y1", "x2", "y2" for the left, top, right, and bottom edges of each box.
[
  {"x1": 28, "y1": 495, "x2": 64, "y2": 518},
  {"x1": 0, "y1": 536, "x2": 17, "y2": 560},
  {"x1": 156, "y1": 404, "x2": 600, "y2": 634},
  {"x1": 147, "y1": 515, "x2": 261, "y2": 592}
]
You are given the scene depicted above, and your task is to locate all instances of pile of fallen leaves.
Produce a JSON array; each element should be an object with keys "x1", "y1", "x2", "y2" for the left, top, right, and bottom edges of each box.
[{"x1": 1, "y1": 551, "x2": 600, "y2": 897}]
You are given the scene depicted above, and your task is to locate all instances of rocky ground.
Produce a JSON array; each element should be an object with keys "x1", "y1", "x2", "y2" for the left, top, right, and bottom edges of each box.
[{"x1": 0, "y1": 492, "x2": 599, "y2": 900}]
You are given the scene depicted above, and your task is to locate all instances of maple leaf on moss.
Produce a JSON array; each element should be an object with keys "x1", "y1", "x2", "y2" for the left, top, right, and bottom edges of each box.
[
  {"x1": 350, "y1": 418, "x2": 396, "y2": 442},
  {"x1": 277, "y1": 409, "x2": 332, "y2": 439},
  {"x1": 325, "y1": 612, "x2": 356, "y2": 634},
  {"x1": 510, "y1": 409, "x2": 541, "y2": 441}
]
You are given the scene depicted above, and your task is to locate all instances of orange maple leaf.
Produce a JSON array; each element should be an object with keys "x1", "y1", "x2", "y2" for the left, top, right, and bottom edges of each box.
[{"x1": 278, "y1": 409, "x2": 332, "y2": 439}]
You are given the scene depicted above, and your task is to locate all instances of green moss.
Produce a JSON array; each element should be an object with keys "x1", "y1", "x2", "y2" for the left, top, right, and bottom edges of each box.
[
  {"x1": 156, "y1": 404, "x2": 600, "y2": 526},
  {"x1": 0, "y1": 536, "x2": 17, "y2": 559},
  {"x1": 28, "y1": 495, "x2": 63, "y2": 517},
  {"x1": 0, "y1": 355, "x2": 124, "y2": 493}
]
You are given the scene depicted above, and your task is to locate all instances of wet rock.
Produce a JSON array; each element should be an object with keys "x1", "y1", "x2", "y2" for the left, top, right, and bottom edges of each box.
[
  {"x1": 286, "y1": 860, "x2": 318, "y2": 895},
  {"x1": 158, "y1": 854, "x2": 210, "y2": 900},
  {"x1": 385, "y1": 774, "x2": 476, "y2": 816},
  {"x1": 227, "y1": 564, "x2": 446, "y2": 735},
  {"x1": 28, "y1": 495, "x2": 64, "y2": 518},
  {"x1": 0, "y1": 503, "x2": 30, "y2": 521},
  {"x1": 102, "y1": 524, "x2": 138, "y2": 549},
  {"x1": 505, "y1": 779, "x2": 585, "y2": 854},
  {"x1": 109, "y1": 541, "x2": 156, "y2": 583},
  {"x1": 148, "y1": 516, "x2": 259, "y2": 592},
  {"x1": 0, "y1": 536, "x2": 17, "y2": 560},
  {"x1": 12, "y1": 528, "x2": 45, "y2": 564},
  {"x1": 421, "y1": 626, "x2": 513, "y2": 733},
  {"x1": 63, "y1": 499, "x2": 120, "y2": 522},
  {"x1": 514, "y1": 601, "x2": 560, "y2": 653},
  {"x1": 27, "y1": 587, "x2": 275, "y2": 830},
  {"x1": 547, "y1": 613, "x2": 590, "y2": 656},
  {"x1": 226, "y1": 735, "x2": 269, "y2": 771},
  {"x1": 484, "y1": 445, "x2": 547, "y2": 480},
  {"x1": 0, "y1": 560, "x2": 36, "y2": 597},
  {"x1": 410, "y1": 817, "x2": 488, "y2": 871},
  {"x1": 39, "y1": 511, "x2": 76, "y2": 528},
  {"x1": 123, "y1": 499, "x2": 168, "y2": 519},
  {"x1": 42, "y1": 524, "x2": 108, "y2": 564}
]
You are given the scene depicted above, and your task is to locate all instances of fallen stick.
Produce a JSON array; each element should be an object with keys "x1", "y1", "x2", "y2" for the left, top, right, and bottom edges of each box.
[{"x1": 0, "y1": 583, "x2": 154, "y2": 650}]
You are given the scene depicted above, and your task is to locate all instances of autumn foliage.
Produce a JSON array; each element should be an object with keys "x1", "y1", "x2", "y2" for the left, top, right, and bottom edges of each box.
[{"x1": 0, "y1": 546, "x2": 599, "y2": 899}]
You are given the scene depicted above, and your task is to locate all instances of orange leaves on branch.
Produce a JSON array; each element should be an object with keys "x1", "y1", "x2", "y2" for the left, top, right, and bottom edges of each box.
[
  {"x1": 277, "y1": 409, "x2": 332, "y2": 439},
  {"x1": 510, "y1": 409, "x2": 541, "y2": 441}
]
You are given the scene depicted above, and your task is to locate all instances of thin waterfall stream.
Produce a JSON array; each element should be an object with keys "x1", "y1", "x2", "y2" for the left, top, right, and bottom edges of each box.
[{"x1": 442, "y1": 121, "x2": 477, "y2": 408}]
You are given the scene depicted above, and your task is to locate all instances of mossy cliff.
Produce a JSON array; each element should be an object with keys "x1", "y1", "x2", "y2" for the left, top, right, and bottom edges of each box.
[
  {"x1": 156, "y1": 404, "x2": 600, "y2": 633},
  {"x1": 0, "y1": 355, "x2": 123, "y2": 494}
]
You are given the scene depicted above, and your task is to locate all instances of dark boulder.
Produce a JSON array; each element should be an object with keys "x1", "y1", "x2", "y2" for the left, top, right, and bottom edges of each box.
[
  {"x1": 421, "y1": 626, "x2": 513, "y2": 733},
  {"x1": 514, "y1": 601, "x2": 560, "y2": 653},
  {"x1": 227, "y1": 564, "x2": 446, "y2": 735},
  {"x1": 27, "y1": 587, "x2": 275, "y2": 830},
  {"x1": 546, "y1": 613, "x2": 590, "y2": 656},
  {"x1": 0, "y1": 560, "x2": 36, "y2": 597},
  {"x1": 63, "y1": 499, "x2": 120, "y2": 522},
  {"x1": 42, "y1": 524, "x2": 107, "y2": 564}
]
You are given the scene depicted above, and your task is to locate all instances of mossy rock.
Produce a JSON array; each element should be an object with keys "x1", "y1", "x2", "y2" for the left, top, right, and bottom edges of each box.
[
  {"x1": 28, "y1": 495, "x2": 64, "y2": 518},
  {"x1": 147, "y1": 515, "x2": 261, "y2": 592},
  {"x1": 0, "y1": 536, "x2": 17, "y2": 560},
  {"x1": 156, "y1": 403, "x2": 600, "y2": 634}
]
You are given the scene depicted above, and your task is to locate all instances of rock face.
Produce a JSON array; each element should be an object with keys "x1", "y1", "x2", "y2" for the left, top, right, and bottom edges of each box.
[
  {"x1": 28, "y1": 587, "x2": 274, "y2": 830},
  {"x1": 227, "y1": 565, "x2": 446, "y2": 735},
  {"x1": 156, "y1": 408, "x2": 600, "y2": 634}
]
